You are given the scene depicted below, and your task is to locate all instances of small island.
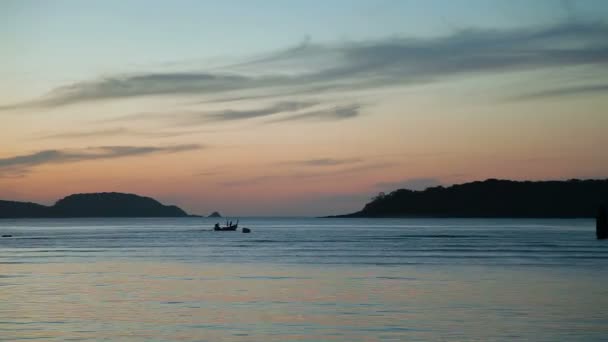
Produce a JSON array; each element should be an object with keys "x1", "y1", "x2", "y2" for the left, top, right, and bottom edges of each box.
[
  {"x1": 0, "y1": 192, "x2": 191, "y2": 218},
  {"x1": 332, "y1": 179, "x2": 608, "y2": 218},
  {"x1": 208, "y1": 211, "x2": 222, "y2": 218}
]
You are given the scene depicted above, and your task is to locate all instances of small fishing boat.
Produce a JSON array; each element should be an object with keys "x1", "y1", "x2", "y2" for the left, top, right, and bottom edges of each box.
[{"x1": 214, "y1": 219, "x2": 239, "y2": 231}]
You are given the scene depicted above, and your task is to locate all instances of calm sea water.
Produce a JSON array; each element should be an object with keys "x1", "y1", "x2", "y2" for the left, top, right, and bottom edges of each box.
[{"x1": 1, "y1": 218, "x2": 607, "y2": 341}]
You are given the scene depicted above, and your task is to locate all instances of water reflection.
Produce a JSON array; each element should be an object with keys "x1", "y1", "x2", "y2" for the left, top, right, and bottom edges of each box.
[{"x1": 2, "y1": 262, "x2": 608, "y2": 341}]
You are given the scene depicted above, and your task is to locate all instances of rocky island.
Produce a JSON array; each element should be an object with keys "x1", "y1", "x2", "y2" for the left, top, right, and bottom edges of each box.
[{"x1": 0, "y1": 192, "x2": 191, "y2": 218}]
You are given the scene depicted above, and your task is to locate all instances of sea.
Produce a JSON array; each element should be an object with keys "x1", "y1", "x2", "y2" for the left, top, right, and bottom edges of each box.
[{"x1": 1, "y1": 217, "x2": 607, "y2": 341}]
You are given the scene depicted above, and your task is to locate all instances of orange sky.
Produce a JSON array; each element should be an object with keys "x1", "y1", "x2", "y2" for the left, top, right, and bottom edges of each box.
[{"x1": 2, "y1": 2, "x2": 608, "y2": 215}]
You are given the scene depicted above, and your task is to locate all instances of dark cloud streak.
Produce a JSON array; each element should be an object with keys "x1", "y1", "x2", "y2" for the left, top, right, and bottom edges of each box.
[
  {"x1": 283, "y1": 158, "x2": 362, "y2": 167},
  {"x1": 2, "y1": 21, "x2": 607, "y2": 110},
  {"x1": 509, "y1": 83, "x2": 608, "y2": 100},
  {"x1": 39, "y1": 128, "x2": 131, "y2": 139},
  {"x1": 37, "y1": 127, "x2": 208, "y2": 140},
  {"x1": 0, "y1": 144, "x2": 202, "y2": 176},
  {"x1": 204, "y1": 101, "x2": 318, "y2": 122},
  {"x1": 268, "y1": 104, "x2": 361, "y2": 123},
  {"x1": 110, "y1": 101, "x2": 320, "y2": 125}
]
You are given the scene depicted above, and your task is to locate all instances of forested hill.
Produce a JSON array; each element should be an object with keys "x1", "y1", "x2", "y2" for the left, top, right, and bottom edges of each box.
[
  {"x1": 0, "y1": 192, "x2": 190, "y2": 218},
  {"x1": 334, "y1": 179, "x2": 608, "y2": 218}
]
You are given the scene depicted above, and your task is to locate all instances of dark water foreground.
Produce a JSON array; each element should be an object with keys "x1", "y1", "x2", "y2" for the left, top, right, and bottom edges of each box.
[{"x1": 1, "y1": 218, "x2": 607, "y2": 341}]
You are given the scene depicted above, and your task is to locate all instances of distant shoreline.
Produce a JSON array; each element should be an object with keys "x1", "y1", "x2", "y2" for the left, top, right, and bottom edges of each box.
[
  {"x1": 0, "y1": 192, "x2": 192, "y2": 219},
  {"x1": 329, "y1": 178, "x2": 607, "y2": 219},
  {"x1": 3, "y1": 178, "x2": 606, "y2": 219}
]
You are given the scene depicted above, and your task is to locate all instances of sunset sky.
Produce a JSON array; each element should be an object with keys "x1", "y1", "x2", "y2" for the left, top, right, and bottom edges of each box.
[{"x1": 1, "y1": 0, "x2": 608, "y2": 216}]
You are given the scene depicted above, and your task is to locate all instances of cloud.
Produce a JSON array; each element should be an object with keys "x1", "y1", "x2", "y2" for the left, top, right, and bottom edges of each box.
[
  {"x1": 268, "y1": 104, "x2": 361, "y2": 123},
  {"x1": 0, "y1": 144, "x2": 202, "y2": 176},
  {"x1": 198, "y1": 84, "x2": 338, "y2": 104},
  {"x1": 37, "y1": 127, "x2": 207, "y2": 140},
  {"x1": 3, "y1": 21, "x2": 607, "y2": 110},
  {"x1": 195, "y1": 170, "x2": 222, "y2": 177},
  {"x1": 221, "y1": 162, "x2": 395, "y2": 187},
  {"x1": 509, "y1": 83, "x2": 608, "y2": 100},
  {"x1": 203, "y1": 101, "x2": 317, "y2": 122},
  {"x1": 109, "y1": 100, "x2": 320, "y2": 125},
  {"x1": 295, "y1": 162, "x2": 395, "y2": 178},
  {"x1": 38, "y1": 128, "x2": 132, "y2": 139},
  {"x1": 220, "y1": 175, "x2": 276, "y2": 187},
  {"x1": 196, "y1": 157, "x2": 364, "y2": 180},
  {"x1": 0, "y1": 167, "x2": 32, "y2": 179},
  {"x1": 376, "y1": 177, "x2": 443, "y2": 191},
  {"x1": 284, "y1": 157, "x2": 362, "y2": 167}
]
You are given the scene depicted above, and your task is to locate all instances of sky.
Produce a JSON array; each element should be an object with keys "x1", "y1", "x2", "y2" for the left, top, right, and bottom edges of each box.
[{"x1": 1, "y1": 0, "x2": 608, "y2": 216}]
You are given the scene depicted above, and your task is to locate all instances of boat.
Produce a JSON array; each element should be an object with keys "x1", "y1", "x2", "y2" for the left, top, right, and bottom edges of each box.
[{"x1": 214, "y1": 219, "x2": 239, "y2": 231}]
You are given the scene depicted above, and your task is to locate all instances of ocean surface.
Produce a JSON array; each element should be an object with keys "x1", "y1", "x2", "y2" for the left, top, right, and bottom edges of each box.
[{"x1": 1, "y1": 217, "x2": 607, "y2": 341}]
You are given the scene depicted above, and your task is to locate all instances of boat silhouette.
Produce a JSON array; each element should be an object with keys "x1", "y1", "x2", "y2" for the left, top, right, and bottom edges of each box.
[{"x1": 214, "y1": 219, "x2": 238, "y2": 231}]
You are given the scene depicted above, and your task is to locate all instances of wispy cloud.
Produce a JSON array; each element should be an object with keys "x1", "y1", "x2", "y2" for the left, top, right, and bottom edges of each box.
[
  {"x1": 195, "y1": 157, "x2": 363, "y2": 180},
  {"x1": 221, "y1": 162, "x2": 395, "y2": 187},
  {"x1": 38, "y1": 127, "x2": 132, "y2": 139},
  {"x1": 198, "y1": 101, "x2": 318, "y2": 122},
  {"x1": 0, "y1": 144, "x2": 202, "y2": 176},
  {"x1": 295, "y1": 162, "x2": 395, "y2": 178},
  {"x1": 283, "y1": 157, "x2": 362, "y2": 167},
  {"x1": 0, "y1": 73, "x2": 253, "y2": 110},
  {"x1": 195, "y1": 170, "x2": 222, "y2": 177},
  {"x1": 509, "y1": 83, "x2": 608, "y2": 101},
  {"x1": 268, "y1": 104, "x2": 361, "y2": 123},
  {"x1": 0, "y1": 167, "x2": 31, "y2": 179},
  {"x1": 3, "y1": 21, "x2": 607, "y2": 110},
  {"x1": 109, "y1": 100, "x2": 321, "y2": 125},
  {"x1": 220, "y1": 175, "x2": 276, "y2": 187},
  {"x1": 36, "y1": 127, "x2": 207, "y2": 140}
]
